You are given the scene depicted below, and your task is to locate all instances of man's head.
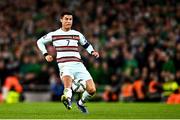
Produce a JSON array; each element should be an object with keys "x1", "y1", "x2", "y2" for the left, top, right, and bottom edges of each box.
[{"x1": 60, "y1": 12, "x2": 73, "y2": 31}]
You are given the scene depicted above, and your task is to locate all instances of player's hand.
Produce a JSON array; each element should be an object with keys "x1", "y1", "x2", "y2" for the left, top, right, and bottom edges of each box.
[
  {"x1": 45, "y1": 55, "x2": 53, "y2": 62},
  {"x1": 91, "y1": 51, "x2": 99, "y2": 58}
]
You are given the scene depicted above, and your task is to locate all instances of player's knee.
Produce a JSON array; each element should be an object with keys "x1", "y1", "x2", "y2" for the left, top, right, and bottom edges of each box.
[{"x1": 87, "y1": 87, "x2": 96, "y2": 95}]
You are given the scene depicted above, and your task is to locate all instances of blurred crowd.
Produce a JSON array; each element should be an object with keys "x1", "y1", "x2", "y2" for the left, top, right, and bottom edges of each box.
[{"x1": 0, "y1": 0, "x2": 180, "y2": 103}]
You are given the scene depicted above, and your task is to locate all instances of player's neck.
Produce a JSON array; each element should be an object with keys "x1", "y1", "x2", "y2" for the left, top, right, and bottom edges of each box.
[{"x1": 61, "y1": 27, "x2": 71, "y2": 32}]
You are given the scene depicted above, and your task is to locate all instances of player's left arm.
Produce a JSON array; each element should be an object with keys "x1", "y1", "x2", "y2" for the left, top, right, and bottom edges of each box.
[
  {"x1": 79, "y1": 34, "x2": 99, "y2": 58},
  {"x1": 37, "y1": 32, "x2": 54, "y2": 62}
]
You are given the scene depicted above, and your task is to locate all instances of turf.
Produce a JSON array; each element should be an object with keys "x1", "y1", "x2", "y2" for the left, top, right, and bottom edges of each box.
[{"x1": 0, "y1": 102, "x2": 180, "y2": 119}]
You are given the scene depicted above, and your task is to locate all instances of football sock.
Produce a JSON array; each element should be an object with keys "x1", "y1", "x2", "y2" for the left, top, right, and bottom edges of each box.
[
  {"x1": 78, "y1": 99, "x2": 84, "y2": 106},
  {"x1": 63, "y1": 88, "x2": 72, "y2": 99},
  {"x1": 79, "y1": 91, "x2": 92, "y2": 105}
]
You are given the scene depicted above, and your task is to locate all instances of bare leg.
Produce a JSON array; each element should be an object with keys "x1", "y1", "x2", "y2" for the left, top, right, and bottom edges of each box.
[
  {"x1": 79, "y1": 79, "x2": 96, "y2": 103},
  {"x1": 61, "y1": 75, "x2": 73, "y2": 110},
  {"x1": 86, "y1": 79, "x2": 96, "y2": 95},
  {"x1": 62, "y1": 75, "x2": 73, "y2": 98},
  {"x1": 62, "y1": 75, "x2": 72, "y2": 88},
  {"x1": 76, "y1": 79, "x2": 96, "y2": 113}
]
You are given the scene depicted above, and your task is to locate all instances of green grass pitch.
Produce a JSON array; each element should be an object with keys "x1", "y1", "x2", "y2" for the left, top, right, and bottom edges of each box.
[{"x1": 0, "y1": 102, "x2": 180, "y2": 119}]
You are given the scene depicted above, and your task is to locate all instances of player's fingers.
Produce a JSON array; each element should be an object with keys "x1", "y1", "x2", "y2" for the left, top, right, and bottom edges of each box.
[
  {"x1": 49, "y1": 56, "x2": 53, "y2": 61},
  {"x1": 92, "y1": 52, "x2": 99, "y2": 58},
  {"x1": 96, "y1": 54, "x2": 99, "y2": 58},
  {"x1": 46, "y1": 56, "x2": 53, "y2": 62}
]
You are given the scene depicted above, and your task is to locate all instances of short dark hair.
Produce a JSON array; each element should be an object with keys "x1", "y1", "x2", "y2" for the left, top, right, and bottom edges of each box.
[{"x1": 60, "y1": 11, "x2": 73, "y2": 18}]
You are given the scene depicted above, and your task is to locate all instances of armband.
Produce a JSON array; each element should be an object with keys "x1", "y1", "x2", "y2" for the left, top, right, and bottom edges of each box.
[{"x1": 82, "y1": 42, "x2": 90, "y2": 49}]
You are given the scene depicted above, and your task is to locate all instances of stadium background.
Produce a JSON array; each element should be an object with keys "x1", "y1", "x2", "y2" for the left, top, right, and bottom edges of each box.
[{"x1": 0, "y1": 0, "x2": 180, "y2": 104}]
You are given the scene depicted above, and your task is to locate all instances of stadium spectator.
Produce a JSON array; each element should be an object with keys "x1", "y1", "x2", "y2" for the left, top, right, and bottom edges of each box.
[
  {"x1": 5, "y1": 90, "x2": 21, "y2": 104},
  {"x1": 102, "y1": 85, "x2": 118, "y2": 102},
  {"x1": 119, "y1": 77, "x2": 134, "y2": 102},
  {"x1": 167, "y1": 88, "x2": 180, "y2": 104},
  {"x1": 147, "y1": 73, "x2": 161, "y2": 101},
  {"x1": 161, "y1": 72, "x2": 179, "y2": 102},
  {"x1": 133, "y1": 76, "x2": 145, "y2": 101},
  {"x1": 2, "y1": 74, "x2": 23, "y2": 103},
  {"x1": 49, "y1": 67, "x2": 64, "y2": 101}
]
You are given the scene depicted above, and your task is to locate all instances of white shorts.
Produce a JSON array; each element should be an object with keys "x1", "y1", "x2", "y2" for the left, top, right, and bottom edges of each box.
[{"x1": 58, "y1": 62, "x2": 93, "y2": 82}]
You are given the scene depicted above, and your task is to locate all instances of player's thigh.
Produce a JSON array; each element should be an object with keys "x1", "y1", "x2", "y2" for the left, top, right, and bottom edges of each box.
[
  {"x1": 58, "y1": 64, "x2": 74, "y2": 88},
  {"x1": 62, "y1": 75, "x2": 73, "y2": 88},
  {"x1": 75, "y1": 71, "x2": 95, "y2": 93},
  {"x1": 86, "y1": 79, "x2": 96, "y2": 94}
]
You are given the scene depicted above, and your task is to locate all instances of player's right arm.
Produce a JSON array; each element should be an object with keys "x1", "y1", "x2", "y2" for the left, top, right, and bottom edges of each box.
[{"x1": 37, "y1": 33, "x2": 53, "y2": 62}]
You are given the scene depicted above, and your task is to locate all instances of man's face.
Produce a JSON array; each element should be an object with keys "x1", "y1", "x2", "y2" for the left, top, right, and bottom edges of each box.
[{"x1": 60, "y1": 15, "x2": 73, "y2": 29}]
